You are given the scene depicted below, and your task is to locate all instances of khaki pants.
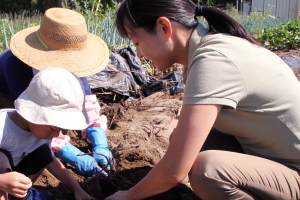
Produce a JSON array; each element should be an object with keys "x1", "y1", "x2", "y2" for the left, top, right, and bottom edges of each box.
[
  {"x1": 189, "y1": 129, "x2": 300, "y2": 200},
  {"x1": 0, "y1": 93, "x2": 14, "y2": 109}
]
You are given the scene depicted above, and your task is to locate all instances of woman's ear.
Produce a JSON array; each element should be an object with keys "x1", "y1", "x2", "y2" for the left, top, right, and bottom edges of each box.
[{"x1": 156, "y1": 17, "x2": 172, "y2": 39}]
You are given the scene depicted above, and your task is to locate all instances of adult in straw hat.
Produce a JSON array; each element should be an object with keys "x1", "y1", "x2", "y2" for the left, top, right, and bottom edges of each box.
[
  {"x1": 0, "y1": 7, "x2": 112, "y2": 178},
  {"x1": 0, "y1": 7, "x2": 109, "y2": 108}
]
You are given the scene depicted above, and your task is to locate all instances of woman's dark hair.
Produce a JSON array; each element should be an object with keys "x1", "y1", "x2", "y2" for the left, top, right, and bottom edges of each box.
[{"x1": 116, "y1": 0, "x2": 262, "y2": 46}]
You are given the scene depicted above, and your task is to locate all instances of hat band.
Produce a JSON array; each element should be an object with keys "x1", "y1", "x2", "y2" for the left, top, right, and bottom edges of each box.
[
  {"x1": 36, "y1": 30, "x2": 50, "y2": 50},
  {"x1": 37, "y1": 28, "x2": 88, "y2": 50}
]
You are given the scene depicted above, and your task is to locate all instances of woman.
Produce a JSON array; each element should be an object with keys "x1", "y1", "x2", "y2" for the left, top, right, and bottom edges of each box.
[{"x1": 106, "y1": 0, "x2": 300, "y2": 199}]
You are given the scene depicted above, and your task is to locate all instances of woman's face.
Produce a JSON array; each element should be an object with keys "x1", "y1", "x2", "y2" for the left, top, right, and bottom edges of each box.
[{"x1": 127, "y1": 27, "x2": 175, "y2": 72}]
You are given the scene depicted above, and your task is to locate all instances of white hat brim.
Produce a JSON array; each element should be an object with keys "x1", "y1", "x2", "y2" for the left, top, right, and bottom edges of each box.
[{"x1": 15, "y1": 91, "x2": 89, "y2": 130}]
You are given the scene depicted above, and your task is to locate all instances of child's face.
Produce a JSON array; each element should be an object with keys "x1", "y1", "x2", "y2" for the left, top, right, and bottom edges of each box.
[{"x1": 27, "y1": 122, "x2": 66, "y2": 139}]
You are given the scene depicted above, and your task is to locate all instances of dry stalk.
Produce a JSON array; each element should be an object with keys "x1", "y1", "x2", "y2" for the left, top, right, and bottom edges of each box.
[
  {"x1": 142, "y1": 117, "x2": 174, "y2": 138},
  {"x1": 109, "y1": 114, "x2": 116, "y2": 129},
  {"x1": 152, "y1": 117, "x2": 174, "y2": 136}
]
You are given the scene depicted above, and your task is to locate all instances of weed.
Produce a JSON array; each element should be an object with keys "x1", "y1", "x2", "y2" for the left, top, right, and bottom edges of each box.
[{"x1": 258, "y1": 19, "x2": 300, "y2": 50}]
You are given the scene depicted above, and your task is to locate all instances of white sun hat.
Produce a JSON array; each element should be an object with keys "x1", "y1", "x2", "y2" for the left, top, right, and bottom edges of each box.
[{"x1": 15, "y1": 67, "x2": 90, "y2": 130}]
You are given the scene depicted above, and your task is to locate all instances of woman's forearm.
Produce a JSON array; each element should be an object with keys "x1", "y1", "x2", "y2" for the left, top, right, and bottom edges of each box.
[
  {"x1": 126, "y1": 104, "x2": 221, "y2": 200},
  {"x1": 126, "y1": 163, "x2": 181, "y2": 199}
]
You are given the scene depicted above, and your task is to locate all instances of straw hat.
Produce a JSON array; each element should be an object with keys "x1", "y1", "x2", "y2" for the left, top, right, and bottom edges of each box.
[
  {"x1": 10, "y1": 7, "x2": 109, "y2": 77},
  {"x1": 15, "y1": 67, "x2": 90, "y2": 130}
]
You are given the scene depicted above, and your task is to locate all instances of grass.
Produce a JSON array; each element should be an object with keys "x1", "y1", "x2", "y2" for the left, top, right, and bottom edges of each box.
[
  {"x1": 0, "y1": 10, "x2": 132, "y2": 54},
  {"x1": 86, "y1": 11, "x2": 132, "y2": 52},
  {"x1": 231, "y1": 12, "x2": 291, "y2": 37},
  {"x1": 0, "y1": 12, "x2": 41, "y2": 52},
  {"x1": 0, "y1": 6, "x2": 292, "y2": 76},
  {"x1": 0, "y1": 6, "x2": 291, "y2": 53}
]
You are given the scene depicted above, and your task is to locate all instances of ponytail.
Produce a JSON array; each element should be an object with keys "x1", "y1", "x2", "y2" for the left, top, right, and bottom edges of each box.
[
  {"x1": 195, "y1": 6, "x2": 262, "y2": 46},
  {"x1": 115, "y1": 0, "x2": 262, "y2": 47}
]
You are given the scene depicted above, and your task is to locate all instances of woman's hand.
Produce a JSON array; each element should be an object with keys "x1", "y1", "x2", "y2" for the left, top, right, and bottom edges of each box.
[
  {"x1": 105, "y1": 190, "x2": 129, "y2": 200},
  {"x1": 0, "y1": 172, "x2": 32, "y2": 198},
  {"x1": 74, "y1": 189, "x2": 95, "y2": 200}
]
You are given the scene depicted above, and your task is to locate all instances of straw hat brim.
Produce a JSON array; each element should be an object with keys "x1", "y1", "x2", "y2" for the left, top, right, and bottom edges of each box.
[
  {"x1": 15, "y1": 92, "x2": 90, "y2": 130},
  {"x1": 10, "y1": 25, "x2": 109, "y2": 77}
]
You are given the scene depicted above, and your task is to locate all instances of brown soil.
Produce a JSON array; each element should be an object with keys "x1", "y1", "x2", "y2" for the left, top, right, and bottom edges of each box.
[
  {"x1": 34, "y1": 92, "x2": 199, "y2": 200},
  {"x1": 33, "y1": 49, "x2": 300, "y2": 200}
]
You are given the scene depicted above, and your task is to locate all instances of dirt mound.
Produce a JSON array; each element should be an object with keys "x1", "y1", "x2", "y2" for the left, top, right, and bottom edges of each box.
[{"x1": 34, "y1": 92, "x2": 200, "y2": 200}]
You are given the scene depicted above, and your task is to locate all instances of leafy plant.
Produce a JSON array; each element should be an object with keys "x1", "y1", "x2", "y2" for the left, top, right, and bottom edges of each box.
[{"x1": 258, "y1": 19, "x2": 300, "y2": 50}]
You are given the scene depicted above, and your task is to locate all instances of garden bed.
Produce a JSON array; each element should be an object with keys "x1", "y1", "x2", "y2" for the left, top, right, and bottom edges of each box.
[{"x1": 32, "y1": 49, "x2": 300, "y2": 200}]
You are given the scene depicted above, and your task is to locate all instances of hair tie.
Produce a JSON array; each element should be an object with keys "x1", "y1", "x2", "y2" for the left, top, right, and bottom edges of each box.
[{"x1": 195, "y1": 5, "x2": 203, "y2": 16}]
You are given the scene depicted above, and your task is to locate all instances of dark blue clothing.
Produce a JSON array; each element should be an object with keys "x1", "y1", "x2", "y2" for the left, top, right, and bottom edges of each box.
[{"x1": 0, "y1": 50, "x2": 91, "y2": 100}]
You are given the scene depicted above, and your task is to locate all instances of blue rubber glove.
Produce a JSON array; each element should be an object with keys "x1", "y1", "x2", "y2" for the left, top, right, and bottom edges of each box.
[
  {"x1": 76, "y1": 155, "x2": 107, "y2": 177},
  {"x1": 55, "y1": 142, "x2": 107, "y2": 177},
  {"x1": 86, "y1": 127, "x2": 112, "y2": 170}
]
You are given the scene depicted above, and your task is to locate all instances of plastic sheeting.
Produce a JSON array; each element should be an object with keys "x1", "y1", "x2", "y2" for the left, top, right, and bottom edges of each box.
[
  {"x1": 87, "y1": 47, "x2": 150, "y2": 98},
  {"x1": 282, "y1": 57, "x2": 300, "y2": 74},
  {"x1": 87, "y1": 47, "x2": 185, "y2": 100},
  {"x1": 140, "y1": 72, "x2": 185, "y2": 96}
]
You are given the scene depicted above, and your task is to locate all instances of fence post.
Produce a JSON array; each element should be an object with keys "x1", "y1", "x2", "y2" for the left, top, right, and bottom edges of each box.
[{"x1": 298, "y1": 0, "x2": 300, "y2": 19}]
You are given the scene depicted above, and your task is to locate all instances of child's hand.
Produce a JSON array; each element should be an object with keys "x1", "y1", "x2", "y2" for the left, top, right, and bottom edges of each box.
[
  {"x1": 0, "y1": 171, "x2": 32, "y2": 198},
  {"x1": 74, "y1": 189, "x2": 95, "y2": 200}
]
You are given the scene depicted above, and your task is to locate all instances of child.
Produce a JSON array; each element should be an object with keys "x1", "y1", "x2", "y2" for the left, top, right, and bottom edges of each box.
[
  {"x1": 0, "y1": 7, "x2": 109, "y2": 108},
  {"x1": 0, "y1": 67, "x2": 95, "y2": 200}
]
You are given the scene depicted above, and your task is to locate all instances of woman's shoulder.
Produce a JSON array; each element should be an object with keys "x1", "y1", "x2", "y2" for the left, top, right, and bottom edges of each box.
[
  {"x1": 197, "y1": 33, "x2": 274, "y2": 61},
  {"x1": 200, "y1": 33, "x2": 255, "y2": 48}
]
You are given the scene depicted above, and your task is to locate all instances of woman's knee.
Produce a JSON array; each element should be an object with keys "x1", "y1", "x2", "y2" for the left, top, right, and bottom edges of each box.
[
  {"x1": 189, "y1": 151, "x2": 220, "y2": 186},
  {"x1": 189, "y1": 150, "x2": 238, "y2": 199}
]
